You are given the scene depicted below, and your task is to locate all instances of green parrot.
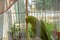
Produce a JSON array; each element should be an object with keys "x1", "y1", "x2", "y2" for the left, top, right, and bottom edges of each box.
[{"x1": 26, "y1": 16, "x2": 50, "y2": 40}]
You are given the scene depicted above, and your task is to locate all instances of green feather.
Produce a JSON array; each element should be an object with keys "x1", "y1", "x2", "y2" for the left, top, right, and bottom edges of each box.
[{"x1": 26, "y1": 16, "x2": 49, "y2": 40}]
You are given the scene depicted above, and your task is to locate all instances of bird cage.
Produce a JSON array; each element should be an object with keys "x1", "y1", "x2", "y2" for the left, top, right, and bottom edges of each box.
[{"x1": 1, "y1": 0, "x2": 60, "y2": 40}]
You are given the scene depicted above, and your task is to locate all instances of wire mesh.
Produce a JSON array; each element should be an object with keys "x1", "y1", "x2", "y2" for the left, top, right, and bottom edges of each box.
[{"x1": 2, "y1": 0, "x2": 60, "y2": 40}]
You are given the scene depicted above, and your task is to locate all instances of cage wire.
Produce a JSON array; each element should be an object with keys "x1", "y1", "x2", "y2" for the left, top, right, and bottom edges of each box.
[
  {"x1": 27, "y1": 0, "x2": 60, "y2": 40},
  {"x1": 2, "y1": 0, "x2": 60, "y2": 40}
]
